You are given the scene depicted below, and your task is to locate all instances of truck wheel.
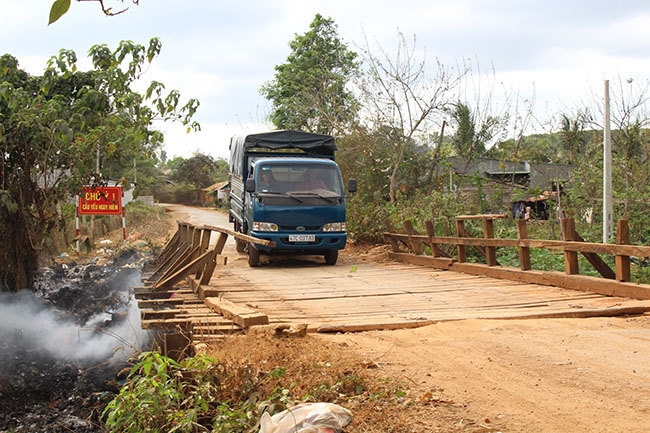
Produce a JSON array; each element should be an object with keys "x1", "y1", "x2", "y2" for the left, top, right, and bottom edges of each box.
[
  {"x1": 324, "y1": 250, "x2": 338, "y2": 265},
  {"x1": 234, "y1": 222, "x2": 246, "y2": 253},
  {"x1": 235, "y1": 238, "x2": 246, "y2": 253},
  {"x1": 248, "y1": 243, "x2": 260, "y2": 267}
]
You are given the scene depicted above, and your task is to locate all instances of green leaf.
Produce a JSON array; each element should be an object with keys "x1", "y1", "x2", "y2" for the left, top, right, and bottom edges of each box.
[
  {"x1": 0, "y1": 191, "x2": 18, "y2": 214},
  {"x1": 49, "y1": 0, "x2": 71, "y2": 25}
]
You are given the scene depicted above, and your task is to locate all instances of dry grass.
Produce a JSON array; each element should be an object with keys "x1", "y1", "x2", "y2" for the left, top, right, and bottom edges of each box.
[{"x1": 205, "y1": 332, "x2": 487, "y2": 433}]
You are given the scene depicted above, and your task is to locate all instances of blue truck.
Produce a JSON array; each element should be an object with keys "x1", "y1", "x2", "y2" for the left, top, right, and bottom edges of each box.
[{"x1": 228, "y1": 130, "x2": 356, "y2": 267}]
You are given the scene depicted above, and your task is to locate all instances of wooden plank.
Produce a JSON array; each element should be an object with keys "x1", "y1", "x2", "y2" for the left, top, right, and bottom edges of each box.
[
  {"x1": 515, "y1": 219, "x2": 532, "y2": 270},
  {"x1": 146, "y1": 243, "x2": 191, "y2": 284},
  {"x1": 483, "y1": 218, "x2": 498, "y2": 266},
  {"x1": 425, "y1": 220, "x2": 451, "y2": 258},
  {"x1": 387, "y1": 252, "x2": 453, "y2": 269},
  {"x1": 574, "y1": 231, "x2": 615, "y2": 279},
  {"x1": 154, "y1": 244, "x2": 199, "y2": 284},
  {"x1": 385, "y1": 219, "x2": 403, "y2": 252},
  {"x1": 137, "y1": 298, "x2": 186, "y2": 308},
  {"x1": 318, "y1": 320, "x2": 437, "y2": 333},
  {"x1": 456, "y1": 213, "x2": 508, "y2": 220},
  {"x1": 144, "y1": 218, "x2": 650, "y2": 336},
  {"x1": 455, "y1": 219, "x2": 467, "y2": 262},
  {"x1": 141, "y1": 316, "x2": 239, "y2": 330},
  {"x1": 141, "y1": 307, "x2": 218, "y2": 320},
  {"x1": 134, "y1": 289, "x2": 193, "y2": 300},
  {"x1": 194, "y1": 223, "x2": 276, "y2": 248},
  {"x1": 141, "y1": 317, "x2": 192, "y2": 330},
  {"x1": 403, "y1": 220, "x2": 424, "y2": 255},
  {"x1": 445, "y1": 262, "x2": 650, "y2": 300},
  {"x1": 616, "y1": 219, "x2": 631, "y2": 282},
  {"x1": 385, "y1": 232, "x2": 650, "y2": 257},
  {"x1": 204, "y1": 297, "x2": 269, "y2": 327},
  {"x1": 153, "y1": 250, "x2": 215, "y2": 290},
  {"x1": 497, "y1": 305, "x2": 650, "y2": 320},
  {"x1": 194, "y1": 228, "x2": 213, "y2": 279}
]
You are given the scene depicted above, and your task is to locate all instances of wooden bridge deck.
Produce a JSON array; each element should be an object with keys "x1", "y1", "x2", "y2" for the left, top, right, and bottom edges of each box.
[
  {"x1": 136, "y1": 215, "x2": 650, "y2": 340},
  {"x1": 207, "y1": 259, "x2": 650, "y2": 333}
]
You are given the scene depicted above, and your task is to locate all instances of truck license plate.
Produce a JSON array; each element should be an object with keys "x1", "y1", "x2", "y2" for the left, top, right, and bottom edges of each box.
[{"x1": 289, "y1": 234, "x2": 315, "y2": 242}]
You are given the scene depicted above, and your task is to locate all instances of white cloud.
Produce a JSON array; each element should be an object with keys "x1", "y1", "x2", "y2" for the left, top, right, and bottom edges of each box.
[{"x1": 4, "y1": 0, "x2": 650, "y2": 159}]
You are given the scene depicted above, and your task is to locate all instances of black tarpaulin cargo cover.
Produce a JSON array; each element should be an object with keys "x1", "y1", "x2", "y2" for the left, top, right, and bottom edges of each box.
[{"x1": 229, "y1": 130, "x2": 337, "y2": 177}]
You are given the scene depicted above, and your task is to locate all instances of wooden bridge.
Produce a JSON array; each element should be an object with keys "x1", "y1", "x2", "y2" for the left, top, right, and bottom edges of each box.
[{"x1": 135, "y1": 214, "x2": 650, "y2": 357}]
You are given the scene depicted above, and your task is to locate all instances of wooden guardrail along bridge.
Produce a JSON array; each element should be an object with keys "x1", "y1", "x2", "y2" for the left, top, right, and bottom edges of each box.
[
  {"x1": 136, "y1": 215, "x2": 650, "y2": 357},
  {"x1": 135, "y1": 221, "x2": 274, "y2": 357},
  {"x1": 384, "y1": 215, "x2": 650, "y2": 301}
]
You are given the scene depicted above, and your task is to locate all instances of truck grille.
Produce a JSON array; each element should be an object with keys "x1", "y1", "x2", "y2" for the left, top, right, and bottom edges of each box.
[{"x1": 280, "y1": 225, "x2": 321, "y2": 231}]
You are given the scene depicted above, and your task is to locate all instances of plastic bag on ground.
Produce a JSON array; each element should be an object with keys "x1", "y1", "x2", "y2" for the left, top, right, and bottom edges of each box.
[{"x1": 259, "y1": 402, "x2": 353, "y2": 433}]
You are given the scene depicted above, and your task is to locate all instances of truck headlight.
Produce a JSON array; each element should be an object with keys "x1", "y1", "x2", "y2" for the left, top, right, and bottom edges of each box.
[
  {"x1": 253, "y1": 222, "x2": 278, "y2": 232},
  {"x1": 323, "y1": 222, "x2": 346, "y2": 232}
]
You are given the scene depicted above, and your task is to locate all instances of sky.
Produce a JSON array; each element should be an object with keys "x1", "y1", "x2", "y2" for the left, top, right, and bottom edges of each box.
[{"x1": 3, "y1": 0, "x2": 650, "y2": 160}]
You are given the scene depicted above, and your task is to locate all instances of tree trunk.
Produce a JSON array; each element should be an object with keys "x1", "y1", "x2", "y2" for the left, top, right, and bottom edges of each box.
[
  {"x1": 389, "y1": 140, "x2": 408, "y2": 203},
  {"x1": 1, "y1": 210, "x2": 38, "y2": 292}
]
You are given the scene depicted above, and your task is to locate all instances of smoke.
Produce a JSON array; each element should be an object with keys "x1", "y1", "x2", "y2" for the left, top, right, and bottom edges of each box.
[{"x1": 0, "y1": 259, "x2": 152, "y2": 371}]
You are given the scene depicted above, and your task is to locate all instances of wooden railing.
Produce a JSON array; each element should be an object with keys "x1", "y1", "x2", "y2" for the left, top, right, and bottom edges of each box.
[
  {"x1": 384, "y1": 215, "x2": 650, "y2": 300},
  {"x1": 144, "y1": 221, "x2": 274, "y2": 290},
  {"x1": 136, "y1": 221, "x2": 274, "y2": 358}
]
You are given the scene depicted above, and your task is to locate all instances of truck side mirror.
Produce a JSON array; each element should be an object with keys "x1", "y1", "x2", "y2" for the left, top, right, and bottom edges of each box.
[
  {"x1": 347, "y1": 178, "x2": 357, "y2": 193},
  {"x1": 245, "y1": 178, "x2": 256, "y2": 193}
]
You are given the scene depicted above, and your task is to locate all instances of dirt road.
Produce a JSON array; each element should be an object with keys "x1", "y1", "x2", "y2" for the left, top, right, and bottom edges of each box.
[{"x1": 165, "y1": 204, "x2": 650, "y2": 432}]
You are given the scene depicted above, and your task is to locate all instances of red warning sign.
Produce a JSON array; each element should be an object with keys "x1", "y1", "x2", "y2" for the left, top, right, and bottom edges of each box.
[{"x1": 78, "y1": 186, "x2": 123, "y2": 216}]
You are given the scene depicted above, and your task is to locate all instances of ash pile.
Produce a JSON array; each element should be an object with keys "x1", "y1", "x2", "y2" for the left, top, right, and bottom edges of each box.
[{"x1": 0, "y1": 248, "x2": 154, "y2": 433}]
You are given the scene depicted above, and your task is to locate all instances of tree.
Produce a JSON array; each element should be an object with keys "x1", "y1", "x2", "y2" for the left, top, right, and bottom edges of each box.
[
  {"x1": 0, "y1": 39, "x2": 199, "y2": 292},
  {"x1": 556, "y1": 110, "x2": 591, "y2": 164},
  {"x1": 260, "y1": 14, "x2": 360, "y2": 135},
  {"x1": 358, "y1": 32, "x2": 465, "y2": 202},
  {"x1": 49, "y1": 0, "x2": 137, "y2": 24},
  {"x1": 171, "y1": 152, "x2": 221, "y2": 188},
  {"x1": 448, "y1": 101, "x2": 499, "y2": 174}
]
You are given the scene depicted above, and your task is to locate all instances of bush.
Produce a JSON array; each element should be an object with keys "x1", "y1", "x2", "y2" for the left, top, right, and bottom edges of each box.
[
  {"x1": 125, "y1": 200, "x2": 166, "y2": 226},
  {"x1": 103, "y1": 352, "x2": 224, "y2": 433},
  {"x1": 347, "y1": 190, "x2": 480, "y2": 242}
]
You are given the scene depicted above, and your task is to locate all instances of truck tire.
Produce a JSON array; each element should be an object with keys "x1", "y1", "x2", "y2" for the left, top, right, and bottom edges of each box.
[
  {"x1": 248, "y1": 243, "x2": 260, "y2": 267},
  {"x1": 324, "y1": 249, "x2": 338, "y2": 265},
  {"x1": 235, "y1": 238, "x2": 246, "y2": 253},
  {"x1": 234, "y1": 221, "x2": 246, "y2": 253}
]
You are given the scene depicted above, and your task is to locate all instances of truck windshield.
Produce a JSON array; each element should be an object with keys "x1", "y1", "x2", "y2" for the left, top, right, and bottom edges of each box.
[{"x1": 256, "y1": 164, "x2": 343, "y2": 196}]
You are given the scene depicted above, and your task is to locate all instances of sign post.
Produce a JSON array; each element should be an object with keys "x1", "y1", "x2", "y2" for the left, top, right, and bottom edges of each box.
[{"x1": 76, "y1": 186, "x2": 125, "y2": 253}]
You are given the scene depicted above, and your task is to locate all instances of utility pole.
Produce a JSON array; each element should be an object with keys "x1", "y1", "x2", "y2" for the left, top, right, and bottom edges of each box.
[
  {"x1": 96, "y1": 141, "x2": 100, "y2": 174},
  {"x1": 603, "y1": 80, "x2": 613, "y2": 242}
]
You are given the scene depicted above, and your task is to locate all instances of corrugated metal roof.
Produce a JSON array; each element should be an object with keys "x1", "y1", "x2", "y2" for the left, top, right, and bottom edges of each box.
[{"x1": 202, "y1": 181, "x2": 229, "y2": 192}]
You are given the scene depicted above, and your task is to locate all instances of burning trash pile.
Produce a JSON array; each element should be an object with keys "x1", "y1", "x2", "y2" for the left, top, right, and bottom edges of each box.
[{"x1": 0, "y1": 248, "x2": 153, "y2": 433}]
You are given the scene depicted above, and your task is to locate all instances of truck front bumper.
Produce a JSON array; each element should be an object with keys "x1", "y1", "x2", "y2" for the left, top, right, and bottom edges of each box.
[{"x1": 250, "y1": 231, "x2": 347, "y2": 253}]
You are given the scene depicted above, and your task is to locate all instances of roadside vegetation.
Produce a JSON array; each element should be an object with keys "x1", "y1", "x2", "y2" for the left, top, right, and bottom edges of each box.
[
  {"x1": 4, "y1": 14, "x2": 650, "y2": 292},
  {"x1": 4, "y1": 9, "x2": 650, "y2": 431},
  {"x1": 102, "y1": 333, "x2": 473, "y2": 433}
]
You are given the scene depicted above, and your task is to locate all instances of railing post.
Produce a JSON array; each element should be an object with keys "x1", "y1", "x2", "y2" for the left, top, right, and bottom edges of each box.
[
  {"x1": 195, "y1": 228, "x2": 213, "y2": 279},
  {"x1": 483, "y1": 218, "x2": 497, "y2": 266},
  {"x1": 404, "y1": 220, "x2": 424, "y2": 255},
  {"x1": 385, "y1": 219, "x2": 401, "y2": 252},
  {"x1": 191, "y1": 226, "x2": 202, "y2": 249},
  {"x1": 515, "y1": 219, "x2": 532, "y2": 270},
  {"x1": 616, "y1": 219, "x2": 631, "y2": 282},
  {"x1": 561, "y1": 218, "x2": 579, "y2": 274},
  {"x1": 180, "y1": 223, "x2": 190, "y2": 244},
  {"x1": 425, "y1": 220, "x2": 449, "y2": 258},
  {"x1": 456, "y1": 219, "x2": 467, "y2": 263},
  {"x1": 425, "y1": 220, "x2": 438, "y2": 257}
]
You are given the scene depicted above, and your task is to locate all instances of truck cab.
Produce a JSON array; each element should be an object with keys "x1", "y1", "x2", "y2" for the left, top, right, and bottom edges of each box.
[{"x1": 228, "y1": 130, "x2": 356, "y2": 266}]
